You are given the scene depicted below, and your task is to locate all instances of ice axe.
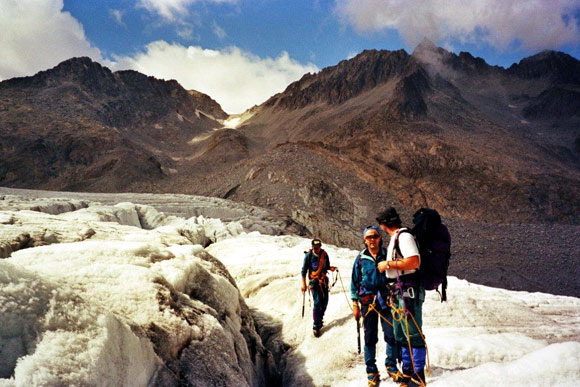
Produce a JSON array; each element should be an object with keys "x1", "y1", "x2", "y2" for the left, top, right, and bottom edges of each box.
[
  {"x1": 356, "y1": 318, "x2": 361, "y2": 354},
  {"x1": 301, "y1": 290, "x2": 305, "y2": 319}
]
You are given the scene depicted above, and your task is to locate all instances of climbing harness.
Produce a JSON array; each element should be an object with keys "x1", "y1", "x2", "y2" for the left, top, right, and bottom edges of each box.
[
  {"x1": 392, "y1": 275, "x2": 430, "y2": 385},
  {"x1": 308, "y1": 250, "x2": 328, "y2": 281},
  {"x1": 308, "y1": 250, "x2": 331, "y2": 297}
]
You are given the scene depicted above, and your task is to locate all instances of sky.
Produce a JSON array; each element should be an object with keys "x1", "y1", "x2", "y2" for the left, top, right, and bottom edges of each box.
[
  {"x1": 1, "y1": 190, "x2": 579, "y2": 386},
  {"x1": 1, "y1": 0, "x2": 580, "y2": 113}
]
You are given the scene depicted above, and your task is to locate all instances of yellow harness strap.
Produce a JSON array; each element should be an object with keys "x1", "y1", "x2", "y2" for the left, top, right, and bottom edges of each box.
[{"x1": 309, "y1": 250, "x2": 328, "y2": 281}]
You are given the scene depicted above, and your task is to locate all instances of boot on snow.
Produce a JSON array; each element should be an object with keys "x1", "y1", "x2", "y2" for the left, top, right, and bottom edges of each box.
[
  {"x1": 407, "y1": 370, "x2": 426, "y2": 387},
  {"x1": 367, "y1": 372, "x2": 380, "y2": 387},
  {"x1": 386, "y1": 367, "x2": 403, "y2": 383}
]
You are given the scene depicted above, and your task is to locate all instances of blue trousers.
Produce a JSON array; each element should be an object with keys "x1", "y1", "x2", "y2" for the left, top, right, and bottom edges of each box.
[
  {"x1": 393, "y1": 288, "x2": 426, "y2": 374},
  {"x1": 361, "y1": 300, "x2": 401, "y2": 374},
  {"x1": 310, "y1": 279, "x2": 328, "y2": 329}
]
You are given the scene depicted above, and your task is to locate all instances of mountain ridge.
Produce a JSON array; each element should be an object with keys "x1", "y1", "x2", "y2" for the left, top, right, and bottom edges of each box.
[{"x1": 1, "y1": 46, "x2": 579, "y2": 244}]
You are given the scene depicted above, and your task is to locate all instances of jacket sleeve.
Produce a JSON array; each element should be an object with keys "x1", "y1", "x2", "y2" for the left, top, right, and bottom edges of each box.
[
  {"x1": 301, "y1": 253, "x2": 309, "y2": 278},
  {"x1": 350, "y1": 256, "x2": 360, "y2": 300}
]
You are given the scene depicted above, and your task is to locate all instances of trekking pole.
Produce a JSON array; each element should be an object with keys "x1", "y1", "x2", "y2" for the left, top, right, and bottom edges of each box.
[
  {"x1": 356, "y1": 318, "x2": 361, "y2": 354},
  {"x1": 301, "y1": 290, "x2": 305, "y2": 319}
]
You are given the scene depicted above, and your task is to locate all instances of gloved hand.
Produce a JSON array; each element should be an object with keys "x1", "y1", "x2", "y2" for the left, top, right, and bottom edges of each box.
[{"x1": 353, "y1": 301, "x2": 361, "y2": 320}]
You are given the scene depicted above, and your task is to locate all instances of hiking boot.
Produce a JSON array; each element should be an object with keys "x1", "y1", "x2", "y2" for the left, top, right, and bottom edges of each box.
[
  {"x1": 386, "y1": 367, "x2": 403, "y2": 382},
  {"x1": 407, "y1": 370, "x2": 426, "y2": 386},
  {"x1": 313, "y1": 328, "x2": 320, "y2": 337},
  {"x1": 399, "y1": 369, "x2": 411, "y2": 387},
  {"x1": 367, "y1": 372, "x2": 380, "y2": 387}
]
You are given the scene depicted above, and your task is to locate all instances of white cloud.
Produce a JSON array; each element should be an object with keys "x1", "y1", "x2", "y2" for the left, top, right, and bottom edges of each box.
[
  {"x1": 112, "y1": 41, "x2": 318, "y2": 114},
  {"x1": 212, "y1": 21, "x2": 227, "y2": 39},
  {"x1": 334, "y1": 0, "x2": 580, "y2": 52},
  {"x1": 109, "y1": 9, "x2": 125, "y2": 26},
  {"x1": 0, "y1": 0, "x2": 103, "y2": 81},
  {"x1": 137, "y1": 0, "x2": 238, "y2": 22},
  {"x1": 177, "y1": 24, "x2": 195, "y2": 39}
]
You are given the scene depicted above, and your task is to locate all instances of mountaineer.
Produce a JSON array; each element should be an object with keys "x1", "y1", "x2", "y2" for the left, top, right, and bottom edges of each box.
[
  {"x1": 377, "y1": 207, "x2": 427, "y2": 387},
  {"x1": 351, "y1": 226, "x2": 401, "y2": 387},
  {"x1": 301, "y1": 238, "x2": 336, "y2": 337}
]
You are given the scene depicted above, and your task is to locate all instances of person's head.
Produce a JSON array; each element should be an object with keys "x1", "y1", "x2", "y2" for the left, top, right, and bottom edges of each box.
[
  {"x1": 362, "y1": 225, "x2": 382, "y2": 251},
  {"x1": 311, "y1": 238, "x2": 322, "y2": 252},
  {"x1": 376, "y1": 207, "x2": 402, "y2": 234}
]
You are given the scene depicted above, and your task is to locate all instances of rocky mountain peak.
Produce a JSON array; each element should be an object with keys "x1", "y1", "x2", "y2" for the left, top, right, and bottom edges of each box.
[
  {"x1": 507, "y1": 50, "x2": 580, "y2": 84},
  {"x1": 412, "y1": 38, "x2": 439, "y2": 55},
  {"x1": 1, "y1": 57, "x2": 116, "y2": 91},
  {"x1": 51, "y1": 56, "x2": 109, "y2": 77},
  {"x1": 265, "y1": 48, "x2": 412, "y2": 109},
  {"x1": 188, "y1": 90, "x2": 228, "y2": 120},
  {"x1": 412, "y1": 39, "x2": 494, "y2": 76}
]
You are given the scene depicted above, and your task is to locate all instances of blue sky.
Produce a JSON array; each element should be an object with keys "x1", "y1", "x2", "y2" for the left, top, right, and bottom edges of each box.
[{"x1": 1, "y1": 0, "x2": 580, "y2": 113}]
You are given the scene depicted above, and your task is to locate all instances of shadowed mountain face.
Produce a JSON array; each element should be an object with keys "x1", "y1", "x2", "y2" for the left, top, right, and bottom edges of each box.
[
  {"x1": 220, "y1": 42, "x2": 580, "y2": 237},
  {"x1": 0, "y1": 57, "x2": 226, "y2": 192},
  {"x1": 1, "y1": 47, "x2": 579, "y2": 265}
]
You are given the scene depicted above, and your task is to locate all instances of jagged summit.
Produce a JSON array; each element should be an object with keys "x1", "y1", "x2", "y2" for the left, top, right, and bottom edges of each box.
[
  {"x1": 1, "y1": 45, "x2": 580, "y2": 252},
  {"x1": 508, "y1": 50, "x2": 580, "y2": 84},
  {"x1": 0, "y1": 57, "x2": 226, "y2": 191},
  {"x1": 412, "y1": 38, "x2": 438, "y2": 55},
  {"x1": 1, "y1": 57, "x2": 114, "y2": 90},
  {"x1": 264, "y1": 48, "x2": 413, "y2": 109},
  {"x1": 411, "y1": 39, "x2": 496, "y2": 76}
]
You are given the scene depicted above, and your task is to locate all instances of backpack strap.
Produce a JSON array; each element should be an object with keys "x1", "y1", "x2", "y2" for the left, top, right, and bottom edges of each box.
[
  {"x1": 309, "y1": 249, "x2": 328, "y2": 280},
  {"x1": 393, "y1": 229, "x2": 412, "y2": 259},
  {"x1": 393, "y1": 229, "x2": 420, "y2": 283}
]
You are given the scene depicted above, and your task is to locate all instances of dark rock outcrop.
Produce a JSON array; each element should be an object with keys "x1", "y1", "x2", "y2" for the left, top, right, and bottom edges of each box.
[
  {"x1": 265, "y1": 49, "x2": 412, "y2": 109},
  {"x1": 507, "y1": 50, "x2": 580, "y2": 84},
  {"x1": 0, "y1": 57, "x2": 227, "y2": 191},
  {"x1": 523, "y1": 86, "x2": 580, "y2": 119}
]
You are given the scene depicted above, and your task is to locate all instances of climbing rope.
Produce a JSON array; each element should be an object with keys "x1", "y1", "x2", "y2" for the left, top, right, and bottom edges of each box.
[
  {"x1": 364, "y1": 288, "x2": 431, "y2": 383},
  {"x1": 334, "y1": 262, "x2": 430, "y2": 384},
  {"x1": 336, "y1": 268, "x2": 354, "y2": 313}
]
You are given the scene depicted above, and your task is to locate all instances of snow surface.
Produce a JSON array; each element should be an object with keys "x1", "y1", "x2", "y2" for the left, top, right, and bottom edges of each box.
[
  {"x1": 1, "y1": 193, "x2": 579, "y2": 386},
  {"x1": 207, "y1": 233, "x2": 580, "y2": 386}
]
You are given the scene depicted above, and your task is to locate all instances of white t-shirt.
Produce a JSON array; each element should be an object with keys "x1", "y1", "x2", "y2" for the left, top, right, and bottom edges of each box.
[{"x1": 386, "y1": 228, "x2": 420, "y2": 279}]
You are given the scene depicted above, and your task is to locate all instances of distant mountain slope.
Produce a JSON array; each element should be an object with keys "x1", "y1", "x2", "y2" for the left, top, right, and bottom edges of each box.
[
  {"x1": 2, "y1": 46, "x2": 580, "y2": 301},
  {"x1": 0, "y1": 57, "x2": 226, "y2": 191},
  {"x1": 226, "y1": 41, "x2": 580, "y2": 235},
  {"x1": 1, "y1": 46, "x2": 579, "y2": 250}
]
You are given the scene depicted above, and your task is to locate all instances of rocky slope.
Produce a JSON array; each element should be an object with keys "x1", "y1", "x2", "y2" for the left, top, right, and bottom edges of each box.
[
  {"x1": 0, "y1": 57, "x2": 226, "y2": 192},
  {"x1": 165, "y1": 42, "x2": 579, "y2": 253},
  {"x1": 1, "y1": 45, "x2": 579, "y2": 297}
]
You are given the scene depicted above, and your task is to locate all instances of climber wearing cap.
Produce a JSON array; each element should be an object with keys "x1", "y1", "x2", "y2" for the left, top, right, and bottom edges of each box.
[
  {"x1": 351, "y1": 226, "x2": 401, "y2": 387},
  {"x1": 301, "y1": 238, "x2": 336, "y2": 337},
  {"x1": 376, "y1": 206, "x2": 426, "y2": 387}
]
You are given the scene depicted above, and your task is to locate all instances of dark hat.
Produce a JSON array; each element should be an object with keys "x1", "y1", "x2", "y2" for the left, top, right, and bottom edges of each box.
[
  {"x1": 376, "y1": 207, "x2": 402, "y2": 227},
  {"x1": 311, "y1": 238, "x2": 322, "y2": 247},
  {"x1": 362, "y1": 225, "x2": 381, "y2": 237}
]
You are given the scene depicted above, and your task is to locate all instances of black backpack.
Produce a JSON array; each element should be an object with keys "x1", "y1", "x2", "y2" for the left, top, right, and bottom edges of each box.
[{"x1": 404, "y1": 208, "x2": 451, "y2": 301}]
